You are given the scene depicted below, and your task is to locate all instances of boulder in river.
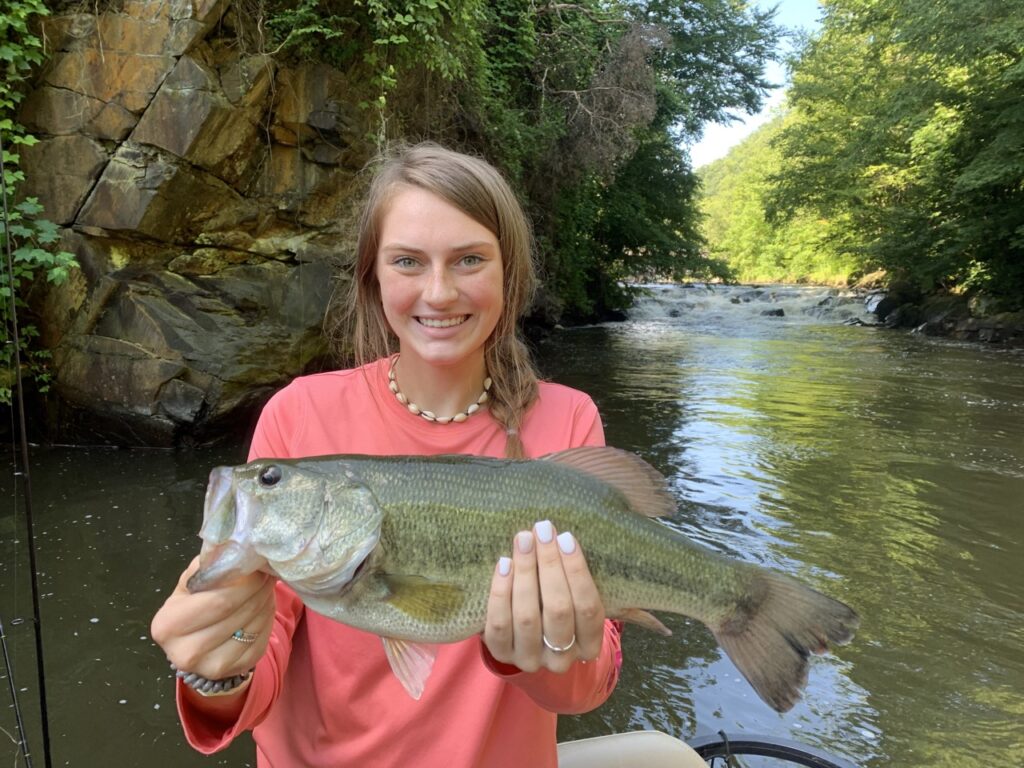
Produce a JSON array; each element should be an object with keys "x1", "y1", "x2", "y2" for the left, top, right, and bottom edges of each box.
[{"x1": 883, "y1": 303, "x2": 921, "y2": 328}]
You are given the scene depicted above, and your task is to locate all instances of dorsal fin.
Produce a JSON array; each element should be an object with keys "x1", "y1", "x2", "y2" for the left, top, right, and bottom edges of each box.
[{"x1": 542, "y1": 446, "x2": 676, "y2": 518}]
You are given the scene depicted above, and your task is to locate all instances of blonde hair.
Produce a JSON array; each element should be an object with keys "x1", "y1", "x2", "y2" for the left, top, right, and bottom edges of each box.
[{"x1": 332, "y1": 142, "x2": 539, "y2": 458}]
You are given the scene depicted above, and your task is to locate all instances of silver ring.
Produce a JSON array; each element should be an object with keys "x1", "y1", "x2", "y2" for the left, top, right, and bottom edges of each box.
[
  {"x1": 543, "y1": 633, "x2": 576, "y2": 653},
  {"x1": 230, "y1": 629, "x2": 258, "y2": 645}
]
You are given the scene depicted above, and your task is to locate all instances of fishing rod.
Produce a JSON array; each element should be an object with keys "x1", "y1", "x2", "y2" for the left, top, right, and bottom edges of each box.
[
  {"x1": 0, "y1": 617, "x2": 33, "y2": 767},
  {"x1": 1, "y1": 127, "x2": 52, "y2": 768}
]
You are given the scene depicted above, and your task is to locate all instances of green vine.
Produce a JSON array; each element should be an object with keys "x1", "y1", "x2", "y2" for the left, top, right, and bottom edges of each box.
[{"x1": 1, "y1": 0, "x2": 79, "y2": 403}]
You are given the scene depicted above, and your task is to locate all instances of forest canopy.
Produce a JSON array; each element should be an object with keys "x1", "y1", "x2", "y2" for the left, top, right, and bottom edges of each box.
[{"x1": 700, "y1": 0, "x2": 1024, "y2": 307}]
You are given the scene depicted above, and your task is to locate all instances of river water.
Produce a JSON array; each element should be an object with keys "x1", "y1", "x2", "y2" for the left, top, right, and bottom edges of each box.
[{"x1": 2, "y1": 284, "x2": 1022, "y2": 766}]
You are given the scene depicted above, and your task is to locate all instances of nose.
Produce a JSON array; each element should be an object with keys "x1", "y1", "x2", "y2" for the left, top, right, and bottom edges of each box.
[{"x1": 423, "y1": 265, "x2": 458, "y2": 306}]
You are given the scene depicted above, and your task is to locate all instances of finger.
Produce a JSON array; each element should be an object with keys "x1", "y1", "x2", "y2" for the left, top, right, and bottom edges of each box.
[
  {"x1": 483, "y1": 556, "x2": 514, "y2": 661},
  {"x1": 533, "y1": 520, "x2": 576, "y2": 669},
  {"x1": 167, "y1": 580, "x2": 274, "y2": 678},
  {"x1": 176, "y1": 556, "x2": 201, "y2": 589},
  {"x1": 166, "y1": 571, "x2": 272, "y2": 638},
  {"x1": 154, "y1": 564, "x2": 273, "y2": 676},
  {"x1": 556, "y1": 531, "x2": 606, "y2": 661},
  {"x1": 220, "y1": 579, "x2": 277, "y2": 669},
  {"x1": 217, "y1": 576, "x2": 276, "y2": 652},
  {"x1": 511, "y1": 529, "x2": 542, "y2": 671},
  {"x1": 153, "y1": 559, "x2": 229, "y2": 642}
]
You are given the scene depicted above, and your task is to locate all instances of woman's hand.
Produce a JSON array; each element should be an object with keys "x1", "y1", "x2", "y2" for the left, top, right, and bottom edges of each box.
[
  {"x1": 151, "y1": 557, "x2": 276, "y2": 682},
  {"x1": 483, "y1": 520, "x2": 606, "y2": 674}
]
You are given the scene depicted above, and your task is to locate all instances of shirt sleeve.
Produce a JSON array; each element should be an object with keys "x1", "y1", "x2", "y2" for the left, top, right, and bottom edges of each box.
[
  {"x1": 480, "y1": 619, "x2": 623, "y2": 714},
  {"x1": 175, "y1": 390, "x2": 307, "y2": 752},
  {"x1": 176, "y1": 584, "x2": 305, "y2": 752},
  {"x1": 573, "y1": 396, "x2": 605, "y2": 448}
]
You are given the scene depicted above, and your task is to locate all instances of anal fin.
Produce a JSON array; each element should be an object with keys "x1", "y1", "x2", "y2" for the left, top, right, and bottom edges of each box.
[
  {"x1": 382, "y1": 637, "x2": 439, "y2": 700},
  {"x1": 616, "y1": 608, "x2": 673, "y2": 636}
]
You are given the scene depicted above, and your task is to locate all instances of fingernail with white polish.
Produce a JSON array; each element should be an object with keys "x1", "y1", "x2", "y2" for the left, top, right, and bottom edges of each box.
[
  {"x1": 517, "y1": 531, "x2": 534, "y2": 554},
  {"x1": 557, "y1": 531, "x2": 576, "y2": 554},
  {"x1": 497, "y1": 556, "x2": 511, "y2": 576},
  {"x1": 535, "y1": 520, "x2": 554, "y2": 543}
]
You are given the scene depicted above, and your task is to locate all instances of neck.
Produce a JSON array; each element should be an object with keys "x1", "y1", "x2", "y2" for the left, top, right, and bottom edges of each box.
[{"x1": 391, "y1": 352, "x2": 490, "y2": 419}]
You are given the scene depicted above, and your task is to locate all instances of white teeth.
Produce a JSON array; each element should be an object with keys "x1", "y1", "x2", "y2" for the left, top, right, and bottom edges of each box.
[{"x1": 419, "y1": 316, "x2": 467, "y2": 328}]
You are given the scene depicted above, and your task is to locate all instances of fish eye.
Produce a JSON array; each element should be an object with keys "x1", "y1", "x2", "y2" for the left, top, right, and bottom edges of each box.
[{"x1": 258, "y1": 465, "x2": 282, "y2": 487}]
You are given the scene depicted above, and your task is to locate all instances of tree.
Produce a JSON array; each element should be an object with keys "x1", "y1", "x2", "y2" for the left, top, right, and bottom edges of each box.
[{"x1": 770, "y1": 0, "x2": 1024, "y2": 302}]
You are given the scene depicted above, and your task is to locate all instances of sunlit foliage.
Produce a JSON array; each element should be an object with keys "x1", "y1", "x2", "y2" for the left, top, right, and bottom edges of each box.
[{"x1": 769, "y1": 0, "x2": 1024, "y2": 301}]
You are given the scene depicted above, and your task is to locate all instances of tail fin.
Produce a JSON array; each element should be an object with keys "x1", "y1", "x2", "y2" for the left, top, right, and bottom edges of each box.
[{"x1": 712, "y1": 571, "x2": 859, "y2": 713}]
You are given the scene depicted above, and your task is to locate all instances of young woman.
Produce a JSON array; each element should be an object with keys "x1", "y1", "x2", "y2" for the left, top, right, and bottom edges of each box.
[{"x1": 151, "y1": 143, "x2": 623, "y2": 766}]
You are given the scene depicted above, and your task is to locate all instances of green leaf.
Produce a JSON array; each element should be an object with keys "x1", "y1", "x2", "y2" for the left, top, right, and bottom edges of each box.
[
  {"x1": 15, "y1": 199, "x2": 43, "y2": 216},
  {"x1": 34, "y1": 218, "x2": 60, "y2": 237},
  {"x1": 8, "y1": 224, "x2": 33, "y2": 238},
  {"x1": 48, "y1": 267, "x2": 69, "y2": 283}
]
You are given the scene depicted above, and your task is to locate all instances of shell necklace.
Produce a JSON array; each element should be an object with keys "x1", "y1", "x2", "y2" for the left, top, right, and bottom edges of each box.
[{"x1": 387, "y1": 354, "x2": 492, "y2": 424}]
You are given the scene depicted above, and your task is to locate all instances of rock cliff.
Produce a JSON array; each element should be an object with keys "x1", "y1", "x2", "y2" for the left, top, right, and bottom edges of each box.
[{"x1": 20, "y1": 0, "x2": 372, "y2": 445}]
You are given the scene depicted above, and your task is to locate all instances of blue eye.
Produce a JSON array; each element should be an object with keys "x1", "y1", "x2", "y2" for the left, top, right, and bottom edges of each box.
[{"x1": 461, "y1": 254, "x2": 483, "y2": 266}]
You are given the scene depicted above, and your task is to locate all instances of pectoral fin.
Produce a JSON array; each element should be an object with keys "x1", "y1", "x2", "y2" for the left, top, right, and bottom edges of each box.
[
  {"x1": 382, "y1": 637, "x2": 439, "y2": 699},
  {"x1": 382, "y1": 575, "x2": 465, "y2": 623}
]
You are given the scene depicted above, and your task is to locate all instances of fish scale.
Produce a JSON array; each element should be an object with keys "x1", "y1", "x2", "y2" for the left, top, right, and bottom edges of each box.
[
  {"x1": 361, "y1": 458, "x2": 746, "y2": 631},
  {"x1": 188, "y1": 446, "x2": 859, "y2": 711}
]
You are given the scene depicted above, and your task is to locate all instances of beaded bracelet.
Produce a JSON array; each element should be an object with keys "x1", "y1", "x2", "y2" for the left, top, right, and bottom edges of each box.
[{"x1": 171, "y1": 662, "x2": 253, "y2": 697}]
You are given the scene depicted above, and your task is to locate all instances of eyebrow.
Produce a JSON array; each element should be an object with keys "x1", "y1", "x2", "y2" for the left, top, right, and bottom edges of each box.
[{"x1": 380, "y1": 241, "x2": 496, "y2": 253}]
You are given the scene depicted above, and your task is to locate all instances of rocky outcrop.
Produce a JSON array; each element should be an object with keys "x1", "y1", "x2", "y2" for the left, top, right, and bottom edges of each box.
[
  {"x1": 865, "y1": 291, "x2": 1024, "y2": 345},
  {"x1": 21, "y1": 0, "x2": 373, "y2": 445}
]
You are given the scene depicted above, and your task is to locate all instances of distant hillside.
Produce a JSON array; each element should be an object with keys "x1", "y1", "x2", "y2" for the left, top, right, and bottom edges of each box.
[{"x1": 698, "y1": 113, "x2": 857, "y2": 286}]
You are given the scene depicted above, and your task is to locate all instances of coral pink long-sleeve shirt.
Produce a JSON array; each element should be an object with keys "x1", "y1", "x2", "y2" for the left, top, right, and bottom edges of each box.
[{"x1": 176, "y1": 358, "x2": 623, "y2": 767}]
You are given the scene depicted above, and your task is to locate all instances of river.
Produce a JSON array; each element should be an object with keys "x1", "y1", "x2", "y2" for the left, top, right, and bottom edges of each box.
[{"x1": 2, "y1": 284, "x2": 1022, "y2": 766}]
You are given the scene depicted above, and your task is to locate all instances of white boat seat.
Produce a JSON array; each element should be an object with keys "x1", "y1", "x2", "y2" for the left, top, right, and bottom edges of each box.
[{"x1": 557, "y1": 730, "x2": 707, "y2": 767}]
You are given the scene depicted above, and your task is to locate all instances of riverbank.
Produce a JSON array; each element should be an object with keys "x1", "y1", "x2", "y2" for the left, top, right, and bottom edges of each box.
[
  {"x1": 697, "y1": 272, "x2": 1024, "y2": 346},
  {"x1": 861, "y1": 287, "x2": 1024, "y2": 345},
  {"x1": 604, "y1": 280, "x2": 1024, "y2": 347}
]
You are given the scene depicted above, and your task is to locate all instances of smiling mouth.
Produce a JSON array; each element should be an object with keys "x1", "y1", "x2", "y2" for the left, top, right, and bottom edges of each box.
[{"x1": 417, "y1": 316, "x2": 468, "y2": 328}]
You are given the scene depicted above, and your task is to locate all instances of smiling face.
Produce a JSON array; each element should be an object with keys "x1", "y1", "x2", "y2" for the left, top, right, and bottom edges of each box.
[{"x1": 375, "y1": 186, "x2": 504, "y2": 370}]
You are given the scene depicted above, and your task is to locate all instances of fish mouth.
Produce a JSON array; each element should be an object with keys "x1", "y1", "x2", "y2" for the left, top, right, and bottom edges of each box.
[
  {"x1": 187, "y1": 540, "x2": 265, "y2": 592},
  {"x1": 187, "y1": 466, "x2": 267, "y2": 593}
]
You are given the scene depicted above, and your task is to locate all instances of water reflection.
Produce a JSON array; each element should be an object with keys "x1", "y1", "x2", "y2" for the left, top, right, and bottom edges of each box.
[
  {"x1": 538, "y1": 285, "x2": 1024, "y2": 766},
  {"x1": 2, "y1": 285, "x2": 1022, "y2": 767},
  {"x1": 1, "y1": 446, "x2": 255, "y2": 767}
]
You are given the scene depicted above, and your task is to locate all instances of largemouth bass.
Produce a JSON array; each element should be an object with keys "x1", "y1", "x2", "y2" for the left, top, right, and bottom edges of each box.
[{"x1": 188, "y1": 446, "x2": 858, "y2": 712}]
